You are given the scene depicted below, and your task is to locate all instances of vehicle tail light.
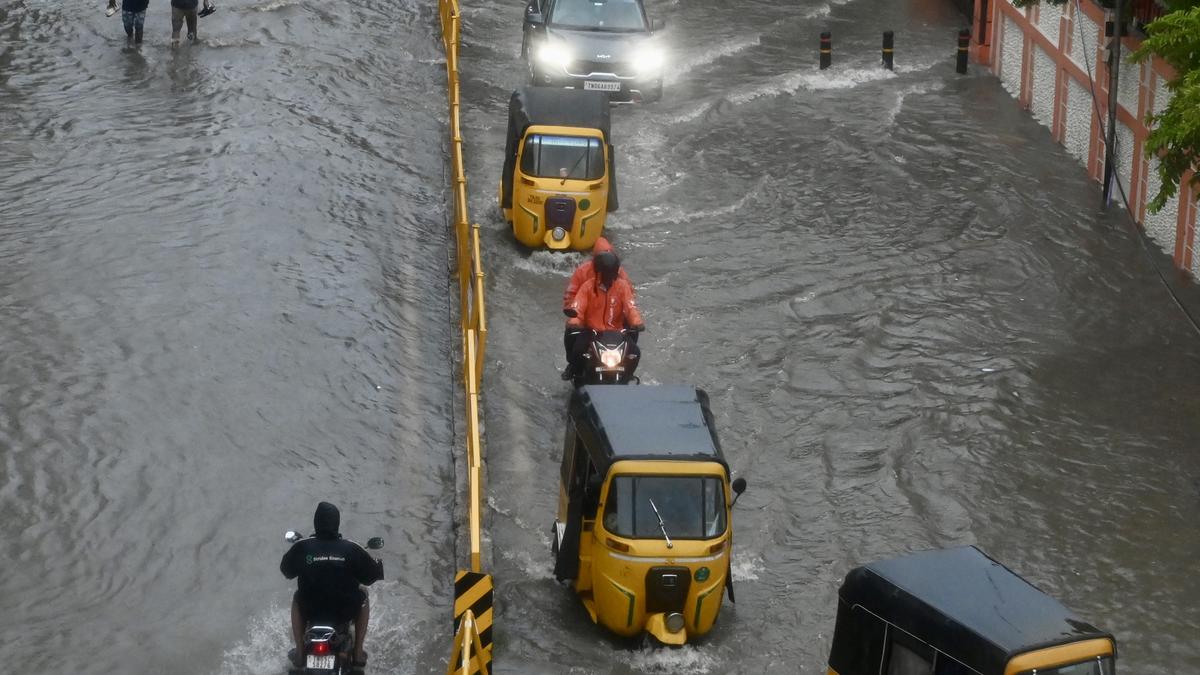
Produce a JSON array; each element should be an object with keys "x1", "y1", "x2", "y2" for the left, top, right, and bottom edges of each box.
[
  {"x1": 708, "y1": 540, "x2": 727, "y2": 554},
  {"x1": 311, "y1": 641, "x2": 330, "y2": 655}
]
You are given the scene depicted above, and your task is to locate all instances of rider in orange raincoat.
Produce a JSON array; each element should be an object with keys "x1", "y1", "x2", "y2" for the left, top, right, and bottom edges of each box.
[
  {"x1": 563, "y1": 251, "x2": 644, "y2": 380},
  {"x1": 562, "y1": 237, "x2": 633, "y2": 368},
  {"x1": 562, "y1": 237, "x2": 630, "y2": 310}
]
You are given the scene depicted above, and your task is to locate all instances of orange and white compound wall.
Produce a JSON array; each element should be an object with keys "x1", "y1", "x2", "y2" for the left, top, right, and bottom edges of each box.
[{"x1": 974, "y1": 0, "x2": 1198, "y2": 276}]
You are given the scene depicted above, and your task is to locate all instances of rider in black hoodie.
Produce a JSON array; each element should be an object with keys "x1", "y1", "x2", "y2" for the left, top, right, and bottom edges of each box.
[{"x1": 281, "y1": 502, "x2": 384, "y2": 668}]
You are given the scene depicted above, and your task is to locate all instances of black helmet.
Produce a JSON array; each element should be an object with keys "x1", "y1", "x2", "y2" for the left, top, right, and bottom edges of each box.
[
  {"x1": 314, "y1": 501, "x2": 340, "y2": 538},
  {"x1": 594, "y1": 251, "x2": 620, "y2": 288}
]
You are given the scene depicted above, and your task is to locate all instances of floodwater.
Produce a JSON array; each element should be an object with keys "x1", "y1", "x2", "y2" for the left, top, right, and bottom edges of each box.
[
  {"x1": 1, "y1": 0, "x2": 1198, "y2": 674},
  {"x1": 0, "y1": 0, "x2": 457, "y2": 672},
  {"x1": 459, "y1": 0, "x2": 1200, "y2": 673}
]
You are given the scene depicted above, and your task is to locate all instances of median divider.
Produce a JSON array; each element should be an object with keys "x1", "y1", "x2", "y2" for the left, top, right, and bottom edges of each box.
[{"x1": 438, "y1": 0, "x2": 492, "y2": 672}]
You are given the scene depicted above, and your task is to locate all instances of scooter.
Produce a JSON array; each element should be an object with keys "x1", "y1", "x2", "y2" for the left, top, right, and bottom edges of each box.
[
  {"x1": 283, "y1": 531, "x2": 384, "y2": 675},
  {"x1": 573, "y1": 328, "x2": 639, "y2": 386}
]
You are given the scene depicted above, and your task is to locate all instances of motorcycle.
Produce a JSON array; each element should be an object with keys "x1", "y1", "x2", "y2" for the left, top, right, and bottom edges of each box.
[
  {"x1": 283, "y1": 530, "x2": 384, "y2": 675},
  {"x1": 574, "y1": 328, "x2": 640, "y2": 386}
]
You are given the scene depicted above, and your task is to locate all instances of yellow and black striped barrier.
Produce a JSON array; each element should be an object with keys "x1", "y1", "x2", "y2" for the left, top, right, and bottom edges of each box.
[
  {"x1": 449, "y1": 570, "x2": 494, "y2": 674},
  {"x1": 438, "y1": 0, "x2": 493, "y2": 672}
]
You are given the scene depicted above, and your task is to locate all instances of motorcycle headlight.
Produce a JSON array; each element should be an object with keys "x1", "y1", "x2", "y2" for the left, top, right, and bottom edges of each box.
[
  {"x1": 537, "y1": 42, "x2": 571, "y2": 68},
  {"x1": 632, "y1": 47, "x2": 664, "y2": 75},
  {"x1": 600, "y1": 348, "x2": 622, "y2": 368}
]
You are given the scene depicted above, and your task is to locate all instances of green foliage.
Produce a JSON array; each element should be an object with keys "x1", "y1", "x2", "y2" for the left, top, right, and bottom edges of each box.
[{"x1": 1131, "y1": 6, "x2": 1200, "y2": 212}]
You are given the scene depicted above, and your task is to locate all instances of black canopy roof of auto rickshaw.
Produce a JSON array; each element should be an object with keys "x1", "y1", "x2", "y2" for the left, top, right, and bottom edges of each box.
[
  {"x1": 837, "y1": 546, "x2": 1113, "y2": 673},
  {"x1": 569, "y1": 385, "x2": 727, "y2": 477},
  {"x1": 508, "y1": 87, "x2": 612, "y2": 140}
]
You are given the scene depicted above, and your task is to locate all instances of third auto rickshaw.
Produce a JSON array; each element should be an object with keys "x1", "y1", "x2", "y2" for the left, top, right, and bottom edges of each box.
[{"x1": 827, "y1": 546, "x2": 1117, "y2": 675}]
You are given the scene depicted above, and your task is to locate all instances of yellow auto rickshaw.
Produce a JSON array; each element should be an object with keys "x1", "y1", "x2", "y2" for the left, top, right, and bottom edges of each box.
[
  {"x1": 552, "y1": 385, "x2": 747, "y2": 645},
  {"x1": 827, "y1": 546, "x2": 1117, "y2": 675},
  {"x1": 499, "y1": 87, "x2": 617, "y2": 250}
]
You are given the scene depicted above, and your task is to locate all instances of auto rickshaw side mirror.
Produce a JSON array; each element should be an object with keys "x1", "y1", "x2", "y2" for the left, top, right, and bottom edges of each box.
[
  {"x1": 731, "y1": 477, "x2": 747, "y2": 507},
  {"x1": 366, "y1": 537, "x2": 385, "y2": 550},
  {"x1": 650, "y1": 18, "x2": 666, "y2": 32},
  {"x1": 284, "y1": 530, "x2": 302, "y2": 543}
]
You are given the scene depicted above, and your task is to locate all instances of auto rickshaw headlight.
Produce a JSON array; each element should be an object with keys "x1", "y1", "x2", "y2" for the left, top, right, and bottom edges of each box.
[
  {"x1": 537, "y1": 42, "x2": 571, "y2": 68},
  {"x1": 665, "y1": 612, "x2": 685, "y2": 633}
]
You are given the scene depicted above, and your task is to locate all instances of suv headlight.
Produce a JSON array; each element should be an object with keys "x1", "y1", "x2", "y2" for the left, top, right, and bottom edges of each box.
[
  {"x1": 537, "y1": 42, "x2": 572, "y2": 68},
  {"x1": 632, "y1": 47, "x2": 664, "y2": 75}
]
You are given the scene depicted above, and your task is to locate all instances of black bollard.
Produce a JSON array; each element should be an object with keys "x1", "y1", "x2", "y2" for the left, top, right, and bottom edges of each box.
[
  {"x1": 956, "y1": 29, "x2": 970, "y2": 74},
  {"x1": 820, "y1": 31, "x2": 832, "y2": 70},
  {"x1": 882, "y1": 30, "x2": 894, "y2": 70}
]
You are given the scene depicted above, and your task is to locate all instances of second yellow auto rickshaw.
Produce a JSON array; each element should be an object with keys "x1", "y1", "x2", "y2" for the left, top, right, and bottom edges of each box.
[
  {"x1": 827, "y1": 546, "x2": 1117, "y2": 675},
  {"x1": 499, "y1": 87, "x2": 617, "y2": 250},
  {"x1": 552, "y1": 384, "x2": 747, "y2": 645}
]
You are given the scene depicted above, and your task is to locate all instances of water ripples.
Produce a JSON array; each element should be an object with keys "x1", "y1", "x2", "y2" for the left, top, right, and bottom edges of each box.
[
  {"x1": 462, "y1": 0, "x2": 1200, "y2": 672},
  {"x1": 1, "y1": 0, "x2": 457, "y2": 672}
]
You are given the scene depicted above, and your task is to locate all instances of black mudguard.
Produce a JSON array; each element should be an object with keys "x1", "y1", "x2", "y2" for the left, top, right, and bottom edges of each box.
[{"x1": 553, "y1": 499, "x2": 582, "y2": 582}]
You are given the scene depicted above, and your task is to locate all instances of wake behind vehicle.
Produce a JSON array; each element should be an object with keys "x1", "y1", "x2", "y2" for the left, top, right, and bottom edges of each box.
[
  {"x1": 283, "y1": 530, "x2": 384, "y2": 675},
  {"x1": 552, "y1": 385, "x2": 748, "y2": 645},
  {"x1": 522, "y1": 0, "x2": 666, "y2": 103},
  {"x1": 827, "y1": 546, "x2": 1117, "y2": 675},
  {"x1": 500, "y1": 87, "x2": 617, "y2": 250}
]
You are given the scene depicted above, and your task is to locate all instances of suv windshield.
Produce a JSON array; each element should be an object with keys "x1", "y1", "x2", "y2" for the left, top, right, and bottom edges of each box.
[
  {"x1": 1020, "y1": 657, "x2": 1115, "y2": 675},
  {"x1": 548, "y1": 0, "x2": 646, "y2": 31},
  {"x1": 520, "y1": 134, "x2": 605, "y2": 180},
  {"x1": 603, "y1": 475, "x2": 726, "y2": 540}
]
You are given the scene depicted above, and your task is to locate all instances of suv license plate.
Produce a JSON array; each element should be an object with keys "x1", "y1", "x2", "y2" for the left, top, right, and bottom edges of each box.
[
  {"x1": 307, "y1": 654, "x2": 335, "y2": 669},
  {"x1": 583, "y1": 80, "x2": 621, "y2": 92}
]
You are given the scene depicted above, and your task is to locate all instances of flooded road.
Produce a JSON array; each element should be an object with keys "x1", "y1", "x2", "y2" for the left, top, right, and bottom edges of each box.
[
  {"x1": 1, "y1": 0, "x2": 456, "y2": 672},
  {"x1": 459, "y1": 0, "x2": 1200, "y2": 672},
  {"x1": 2, "y1": 0, "x2": 1199, "y2": 673}
]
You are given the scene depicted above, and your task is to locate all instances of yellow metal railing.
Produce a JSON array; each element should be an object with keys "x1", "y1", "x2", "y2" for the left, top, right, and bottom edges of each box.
[
  {"x1": 439, "y1": 0, "x2": 493, "y2": 672},
  {"x1": 446, "y1": 610, "x2": 490, "y2": 675}
]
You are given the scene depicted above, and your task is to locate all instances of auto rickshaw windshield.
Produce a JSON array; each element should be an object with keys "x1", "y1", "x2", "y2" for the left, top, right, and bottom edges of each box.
[
  {"x1": 1020, "y1": 657, "x2": 1115, "y2": 675},
  {"x1": 603, "y1": 475, "x2": 726, "y2": 540},
  {"x1": 548, "y1": 0, "x2": 647, "y2": 31},
  {"x1": 520, "y1": 134, "x2": 605, "y2": 180}
]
